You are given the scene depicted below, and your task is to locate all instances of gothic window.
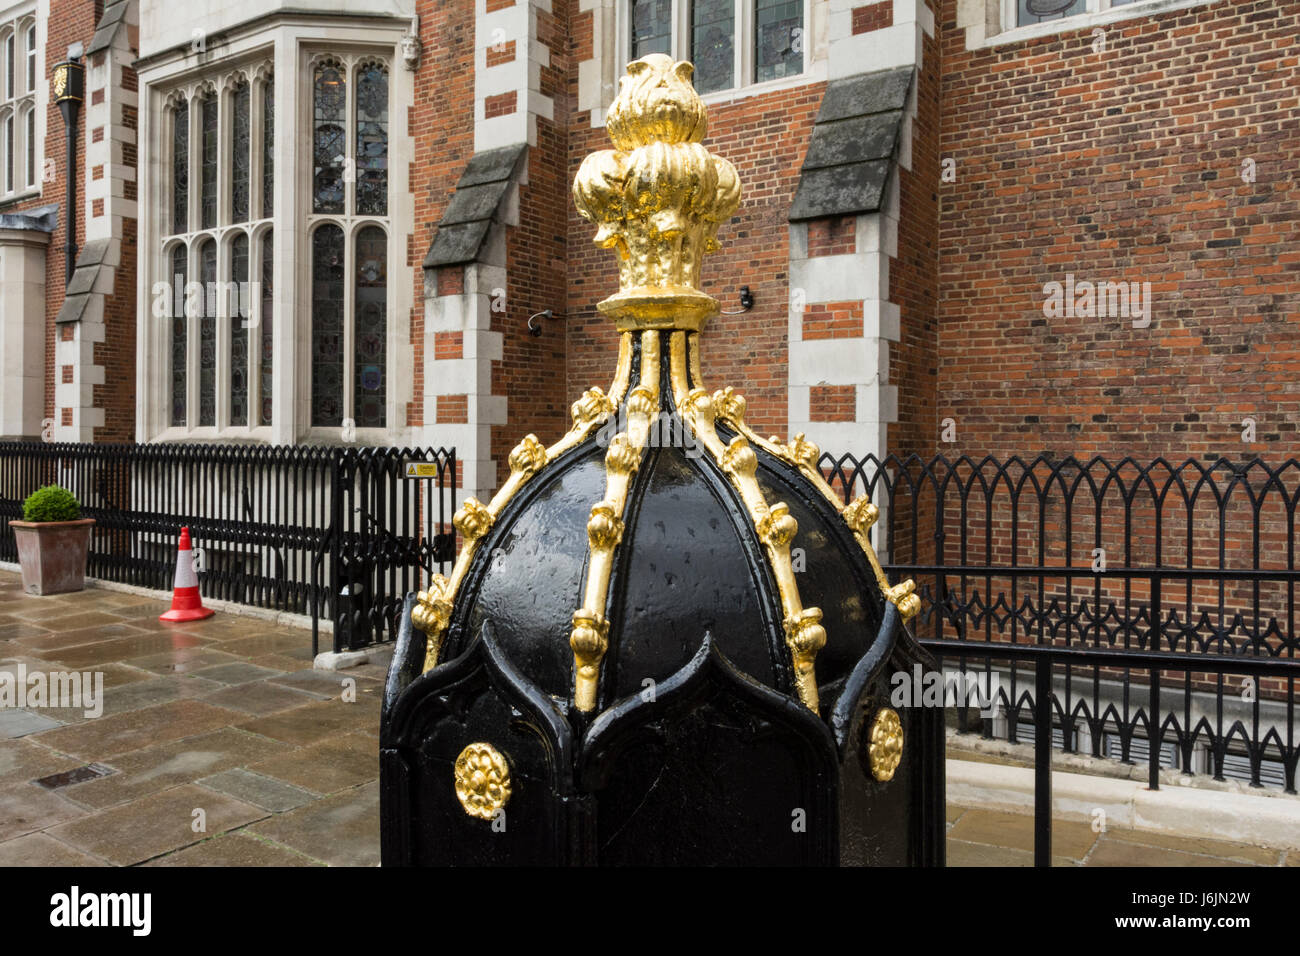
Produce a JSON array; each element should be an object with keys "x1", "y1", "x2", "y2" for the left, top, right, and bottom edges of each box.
[
  {"x1": 691, "y1": 0, "x2": 734, "y2": 94},
  {"x1": 231, "y1": 81, "x2": 251, "y2": 224},
  {"x1": 172, "y1": 99, "x2": 188, "y2": 234},
  {"x1": 630, "y1": 0, "x2": 672, "y2": 58},
  {"x1": 259, "y1": 230, "x2": 274, "y2": 427},
  {"x1": 621, "y1": 1, "x2": 805, "y2": 96},
  {"x1": 200, "y1": 93, "x2": 218, "y2": 229},
  {"x1": 354, "y1": 226, "x2": 387, "y2": 428},
  {"x1": 230, "y1": 233, "x2": 250, "y2": 426},
  {"x1": 355, "y1": 64, "x2": 389, "y2": 216},
  {"x1": 262, "y1": 80, "x2": 274, "y2": 218},
  {"x1": 156, "y1": 52, "x2": 391, "y2": 440},
  {"x1": 0, "y1": 13, "x2": 36, "y2": 199},
  {"x1": 198, "y1": 238, "x2": 217, "y2": 426},
  {"x1": 313, "y1": 62, "x2": 346, "y2": 214},
  {"x1": 170, "y1": 244, "x2": 188, "y2": 427},
  {"x1": 754, "y1": 0, "x2": 802, "y2": 83},
  {"x1": 311, "y1": 224, "x2": 345, "y2": 427}
]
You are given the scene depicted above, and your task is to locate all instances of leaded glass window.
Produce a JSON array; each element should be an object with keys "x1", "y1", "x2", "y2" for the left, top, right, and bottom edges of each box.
[
  {"x1": 313, "y1": 63, "x2": 346, "y2": 214},
  {"x1": 630, "y1": 0, "x2": 672, "y2": 58},
  {"x1": 172, "y1": 100, "x2": 188, "y2": 234},
  {"x1": 755, "y1": 0, "x2": 802, "y2": 83},
  {"x1": 354, "y1": 227, "x2": 387, "y2": 428},
  {"x1": 230, "y1": 233, "x2": 249, "y2": 426},
  {"x1": 198, "y1": 239, "x2": 217, "y2": 426},
  {"x1": 262, "y1": 81, "x2": 274, "y2": 217},
  {"x1": 1017, "y1": 0, "x2": 1086, "y2": 25},
  {"x1": 23, "y1": 106, "x2": 33, "y2": 188},
  {"x1": 200, "y1": 93, "x2": 218, "y2": 229},
  {"x1": 311, "y1": 224, "x2": 345, "y2": 427},
  {"x1": 24, "y1": 24, "x2": 34, "y2": 92},
  {"x1": 170, "y1": 244, "x2": 187, "y2": 427},
  {"x1": 691, "y1": 0, "x2": 734, "y2": 95},
  {"x1": 3, "y1": 114, "x2": 12, "y2": 193},
  {"x1": 231, "y1": 81, "x2": 250, "y2": 223},
  {"x1": 355, "y1": 64, "x2": 388, "y2": 217},
  {"x1": 259, "y1": 230, "x2": 273, "y2": 427}
]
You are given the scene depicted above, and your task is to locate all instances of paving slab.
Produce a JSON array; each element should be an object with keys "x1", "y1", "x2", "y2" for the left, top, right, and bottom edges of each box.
[
  {"x1": 60, "y1": 728, "x2": 294, "y2": 810},
  {"x1": 1086, "y1": 837, "x2": 1251, "y2": 868},
  {"x1": 201, "y1": 680, "x2": 326, "y2": 716},
  {"x1": 0, "y1": 782, "x2": 89, "y2": 841},
  {"x1": 192, "y1": 662, "x2": 286, "y2": 685},
  {"x1": 248, "y1": 780, "x2": 379, "y2": 867},
  {"x1": 122, "y1": 647, "x2": 242, "y2": 675},
  {"x1": 0, "y1": 710, "x2": 63, "y2": 738},
  {"x1": 1100, "y1": 827, "x2": 1282, "y2": 866},
  {"x1": 237, "y1": 700, "x2": 378, "y2": 747},
  {"x1": 0, "y1": 737, "x2": 84, "y2": 788},
  {"x1": 45, "y1": 783, "x2": 268, "y2": 865},
  {"x1": 247, "y1": 731, "x2": 378, "y2": 795},
  {"x1": 0, "y1": 831, "x2": 109, "y2": 866},
  {"x1": 947, "y1": 807, "x2": 1101, "y2": 861},
  {"x1": 198, "y1": 768, "x2": 316, "y2": 812},
  {"x1": 144, "y1": 832, "x2": 321, "y2": 867},
  {"x1": 12, "y1": 622, "x2": 152, "y2": 653},
  {"x1": 31, "y1": 698, "x2": 247, "y2": 760},
  {"x1": 43, "y1": 633, "x2": 208, "y2": 669}
]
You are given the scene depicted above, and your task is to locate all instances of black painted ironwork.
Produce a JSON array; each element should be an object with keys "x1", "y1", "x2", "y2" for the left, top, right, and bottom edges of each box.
[
  {"x1": 0, "y1": 442, "x2": 455, "y2": 657},
  {"x1": 819, "y1": 452, "x2": 1300, "y2": 865}
]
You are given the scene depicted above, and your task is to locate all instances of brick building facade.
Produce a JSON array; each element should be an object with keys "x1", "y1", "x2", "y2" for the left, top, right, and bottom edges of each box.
[{"x1": 0, "y1": 0, "x2": 1294, "y2": 507}]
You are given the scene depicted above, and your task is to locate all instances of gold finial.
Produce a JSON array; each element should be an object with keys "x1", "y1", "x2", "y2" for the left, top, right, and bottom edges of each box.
[{"x1": 573, "y1": 55, "x2": 741, "y2": 332}]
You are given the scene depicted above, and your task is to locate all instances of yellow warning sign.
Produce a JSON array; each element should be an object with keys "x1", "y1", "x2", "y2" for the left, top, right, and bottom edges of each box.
[{"x1": 404, "y1": 462, "x2": 441, "y2": 478}]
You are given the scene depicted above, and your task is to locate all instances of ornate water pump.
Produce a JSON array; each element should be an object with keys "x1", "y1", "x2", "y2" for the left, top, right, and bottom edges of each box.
[{"x1": 381, "y1": 54, "x2": 944, "y2": 866}]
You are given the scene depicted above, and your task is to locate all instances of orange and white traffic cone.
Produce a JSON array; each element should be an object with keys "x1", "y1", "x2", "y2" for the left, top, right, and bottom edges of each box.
[{"x1": 159, "y1": 526, "x2": 214, "y2": 622}]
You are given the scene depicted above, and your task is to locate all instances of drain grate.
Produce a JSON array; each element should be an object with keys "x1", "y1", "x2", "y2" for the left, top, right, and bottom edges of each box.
[{"x1": 34, "y1": 763, "x2": 116, "y2": 789}]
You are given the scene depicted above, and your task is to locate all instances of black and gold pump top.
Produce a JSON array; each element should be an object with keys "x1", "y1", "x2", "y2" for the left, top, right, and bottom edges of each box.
[{"x1": 381, "y1": 53, "x2": 943, "y2": 868}]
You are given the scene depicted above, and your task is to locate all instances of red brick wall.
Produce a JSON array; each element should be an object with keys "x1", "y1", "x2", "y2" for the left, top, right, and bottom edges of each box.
[
  {"x1": 490, "y1": 0, "x2": 571, "y2": 468},
  {"x1": 410, "y1": 0, "x2": 478, "y2": 428},
  {"x1": 565, "y1": 68, "x2": 825, "y2": 437},
  {"x1": 936, "y1": 0, "x2": 1300, "y2": 462}
]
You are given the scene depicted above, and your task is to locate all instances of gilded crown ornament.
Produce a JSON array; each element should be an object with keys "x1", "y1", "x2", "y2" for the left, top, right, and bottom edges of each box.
[{"x1": 573, "y1": 54, "x2": 741, "y2": 331}]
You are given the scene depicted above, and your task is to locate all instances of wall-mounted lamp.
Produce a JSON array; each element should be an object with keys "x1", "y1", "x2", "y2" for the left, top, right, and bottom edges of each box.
[
  {"x1": 527, "y1": 309, "x2": 553, "y2": 337},
  {"x1": 721, "y1": 286, "x2": 755, "y2": 315},
  {"x1": 52, "y1": 45, "x2": 85, "y2": 285}
]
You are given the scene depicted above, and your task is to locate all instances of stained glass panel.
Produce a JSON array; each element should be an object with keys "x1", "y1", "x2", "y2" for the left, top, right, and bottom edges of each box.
[
  {"x1": 755, "y1": 0, "x2": 803, "y2": 83},
  {"x1": 172, "y1": 100, "x2": 188, "y2": 234},
  {"x1": 170, "y1": 244, "x2": 187, "y2": 427},
  {"x1": 630, "y1": 0, "x2": 672, "y2": 58},
  {"x1": 230, "y1": 233, "x2": 249, "y2": 427},
  {"x1": 231, "y1": 82, "x2": 250, "y2": 223},
  {"x1": 1017, "y1": 0, "x2": 1086, "y2": 25},
  {"x1": 200, "y1": 93, "x2": 217, "y2": 229},
  {"x1": 262, "y1": 81, "x2": 274, "y2": 218},
  {"x1": 260, "y1": 229, "x2": 273, "y2": 427},
  {"x1": 198, "y1": 239, "x2": 216, "y2": 426},
  {"x1": 354, "y1": 226, "x2": 387, "y2": 428},
  {"x1": 691, "y1": 0, "x2": 734, "y2": 95},
  {"x1": 313, "y1": 63, "x2": 346, "y2": 214},
  {"x1": 355, "y1": 65, "x2": 389, "y2": 216},
  {"x1": 311, "y1": 225, "x2": 345, "y2": 427}
]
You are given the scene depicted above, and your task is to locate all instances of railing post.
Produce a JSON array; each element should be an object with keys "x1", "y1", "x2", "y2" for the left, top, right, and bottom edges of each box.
[{"x1": 1034, "y1": 660, "x2": 1053, "y2": 867}]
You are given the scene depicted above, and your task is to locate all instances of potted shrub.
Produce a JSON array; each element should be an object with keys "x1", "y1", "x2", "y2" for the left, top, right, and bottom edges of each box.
[{"x1": 8, "y1": 485, "x2": 95, "y2": 595}]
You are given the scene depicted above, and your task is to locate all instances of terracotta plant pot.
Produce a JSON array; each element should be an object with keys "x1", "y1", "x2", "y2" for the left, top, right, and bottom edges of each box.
[{"x1": 8, "y1": 518, "x2": 96, "y2": 595}]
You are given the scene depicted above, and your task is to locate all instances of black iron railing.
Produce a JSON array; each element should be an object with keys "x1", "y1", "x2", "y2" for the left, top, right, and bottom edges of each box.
[
  {"x1": 819, "y1": 453, "x2": 1299, "y2": 865},
  {"x1": 0, "y1": 442, "x2": 455, "y2": 655}
]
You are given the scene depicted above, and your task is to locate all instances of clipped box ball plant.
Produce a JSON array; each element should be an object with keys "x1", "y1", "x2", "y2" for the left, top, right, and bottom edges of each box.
[
  {"x1": 22, "y1": 485, "x2": 83, "y2": 523},
  {"x1": 9, "y1": 484, "x2": 95, "y2": 595}
]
